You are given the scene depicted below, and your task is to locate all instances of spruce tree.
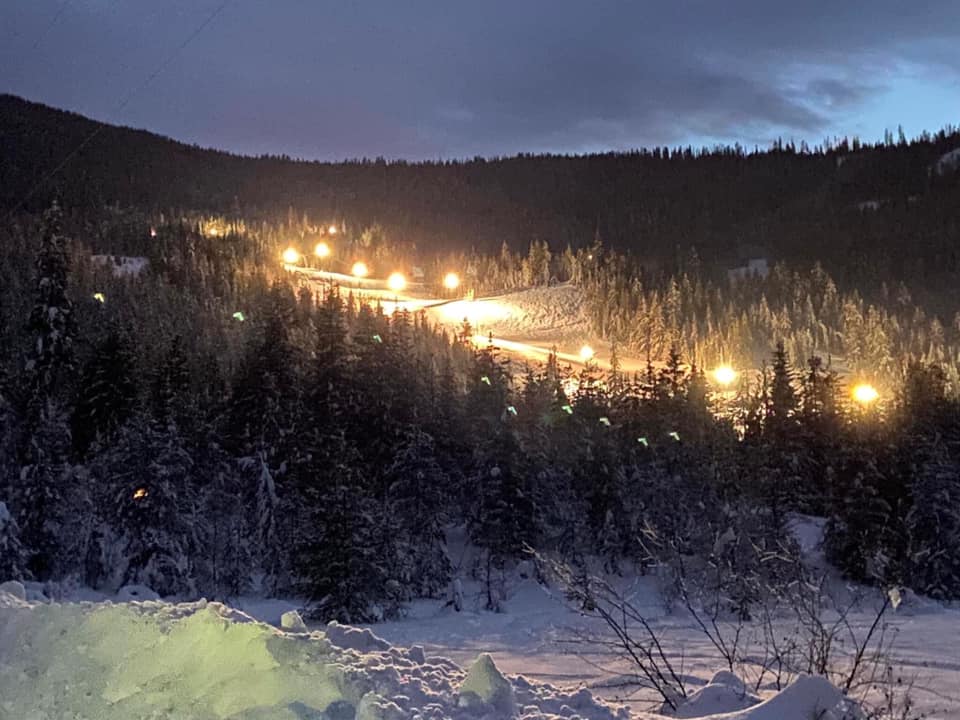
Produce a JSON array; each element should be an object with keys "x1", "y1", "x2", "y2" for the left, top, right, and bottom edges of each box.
[
  {"x1": 385, "y1": 429, "x2": 451, "y2": 598},
  {"x1": 906, "y1": 443, "x2": 960, "y2": 599},
  {"x1": 14, "y1": 202, "x2": 78, "y2": 578},
  {"x1": 95, "y1": 415, "x2": 197, "y2": 596},
  {"x1": 71, "y1": 327, "x2": 138, "y2": 457}
]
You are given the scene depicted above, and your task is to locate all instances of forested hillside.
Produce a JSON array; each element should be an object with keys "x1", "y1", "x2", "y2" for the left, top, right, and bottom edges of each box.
[{"x1": 3, "y1": 94, "x2": 960, "y2": 302}]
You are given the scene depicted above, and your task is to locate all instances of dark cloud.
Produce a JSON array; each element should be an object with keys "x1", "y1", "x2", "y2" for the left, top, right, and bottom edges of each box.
[{"x1": 1, "y1": 1, "x2": 958, "y2": 159}]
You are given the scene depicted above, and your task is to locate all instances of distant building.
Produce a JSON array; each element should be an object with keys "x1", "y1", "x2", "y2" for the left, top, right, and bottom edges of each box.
[{"x1": 90, "y1": 255, "x2": 149, "y2": 277}]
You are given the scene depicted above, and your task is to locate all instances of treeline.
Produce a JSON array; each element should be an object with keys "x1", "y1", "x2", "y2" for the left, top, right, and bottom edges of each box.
[
  {"x1": 1, "y1": 205, "x2": 959, "y2": 617},
  {"x1": 3, "y1": 94, "x2": 960, "y2": 305}
]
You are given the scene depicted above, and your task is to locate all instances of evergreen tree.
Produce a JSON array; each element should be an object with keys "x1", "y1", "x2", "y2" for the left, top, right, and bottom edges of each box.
[
  {"x1": 385, "y1": 429, "x2": 452, "y2": 598},
  {"x1": 71, "y1": 327, "x2": 138, "y2": 457},
  {"x1": 149, "y1": 335, "x2": 192, "y2": 431},
  {"x1": 13, "y1": 202, "x2": 79, "y2": 578},
  {"x1": 766, "y1": 341, "x2": 798, "y2": 439},
  {"x1": 296, "y1": 433, "x2": 391, "y2": 622},
  {"x1": 470, "y1": 427, "x2": 536, "y2": 609},
  {"x1": 906, "y1": 443, "x2": 960, "y2": 599},
  {"x1": 94, "y1": 415, "x2": 197, "y2": 596}
]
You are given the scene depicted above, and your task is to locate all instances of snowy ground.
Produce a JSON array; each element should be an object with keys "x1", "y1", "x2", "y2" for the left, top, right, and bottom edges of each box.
[
  {"x1": 3, "y1": 512, "x2": 957, "y2": 718},
  {"x1": 0, "y1": 584, "x2": 900, "y2": 720},
  {"x1": 228, "y1": 522, "x2": 960, "y2": 719}
]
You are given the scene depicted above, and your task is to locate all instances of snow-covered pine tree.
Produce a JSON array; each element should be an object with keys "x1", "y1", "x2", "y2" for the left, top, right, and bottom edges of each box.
[
  {"x1": 95, "y1": 414, "x2": 197, "y2": 596},
  {"x1": 149, "y1": 335, "x2": 192, "y2": 432},
  {"x1": 469, "y1": 427, "x2": 536, "y2": 610},
  {"x1": 196, "y1": 451, "x2": 251, "y2": 598},
  {"x1": 250, "y1": 451, "x2": 281, "y2": 594},
  {"x1": 385, "y1": 428, "x2": 452, "y2": 598},
  {"x1": 296, "y1": 432, "x2": 390, "y2": 622},
  {"x1": 227, "y1": 282, "x2": 301, "y2": 594},
  {"x1": 906, "y1": 442, "x2": 960, "y2": 599},
  {"x1": 14, "y1": 201, "x2": 79, "y2": 578},
  {"x1": 71, "y1": 326, "x2": 138, "y2": 457}
]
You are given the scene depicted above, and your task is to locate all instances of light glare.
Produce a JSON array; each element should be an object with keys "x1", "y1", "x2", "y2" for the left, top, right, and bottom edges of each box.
[
  {"x1": 351, "y1": 261, "x2": 369, "y2": 278},
  {"x1": 314, "y1": 242, "x2": 331, "y2": 258},
  {"x1": 712, "y1": 364, "x2": 738, "y2": 386},
  {"x1": 852, "y1": 383, "x2": 880, "y2": 406},
  {"x1": 387, "y1": 272, "x2": 407, "y2": 292},
  {"x1": 282, "y1": 247, "x2": 301, "y2": 264},
  {"x1": 579, "y1": 345, "x2": 595, "y2": 362},
  {"x1": 443, "y1": 272, "x2": 460, "y2": 290}
]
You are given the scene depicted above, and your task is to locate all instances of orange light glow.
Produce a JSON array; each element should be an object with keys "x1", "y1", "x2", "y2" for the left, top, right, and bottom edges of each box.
[
  {"x1": 852, "y1": 383, "x2": 879, "y2": 406},
  {"x1": 314, "y1": 242, "x2": 331, "y2": 258},
  {"x1": 443, "y1": 272, "x2": 460, "y2": 290},
  {"x1": 351, "y1": 261, "x2": 369, "y2": 278},
  {"x1": 133, "y1": 487, "x2": 148, "y2": 500},
  {"x1": 282, "y1": 247, "x2": 301, "y2": 264},
  {"x1": 387, "y1": 272, "x2": 406, "y2": 292},
  {"x1": 712, "y1": 365, "x2": 738, "y2": 386}
]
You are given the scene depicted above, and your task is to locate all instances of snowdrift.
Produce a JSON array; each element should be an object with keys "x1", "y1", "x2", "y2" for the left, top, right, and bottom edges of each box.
[
  {"x1": 0, "y1": 590, "x2": 862, "y2": 720},
  {"x1": 0, "y1": 591, "x2": 626, "y2": 720}
]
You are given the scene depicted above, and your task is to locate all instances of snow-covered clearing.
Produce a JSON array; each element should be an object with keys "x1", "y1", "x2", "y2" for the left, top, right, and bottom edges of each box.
[{"x1": 0, "y1": 585, "x2": 912, "y2": 720}]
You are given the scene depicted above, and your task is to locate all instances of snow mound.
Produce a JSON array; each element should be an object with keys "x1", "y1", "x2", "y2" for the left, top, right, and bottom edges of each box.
[
  {"x1": 719, "y1": 675, "x2": 862, "y2": 720},
  {"x1": 0, "y1": 580, "x2": 25, "y2": 601},
  {"x1": 459, "y1": 652, "x2": 516, "y2": 715},
  {"x1": 281, "y1": 609, "x2": 308, "y2": 632},
  {"x1": 0, "y1": 594, "x2": 629, "y2": 720},
  {"x1": 674, "y1": 671, "x2": 759, "y2": 718},
  {"x1": 325, "y1": 619, "x2": 392, "y2": 651}
]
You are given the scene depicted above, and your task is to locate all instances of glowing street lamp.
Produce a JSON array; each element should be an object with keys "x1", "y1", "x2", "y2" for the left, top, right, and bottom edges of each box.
[
  {"x1": 712, "y1": 364, "x2": 738, "y2": 387},
  {"x1": 351, "y1": 261, "x2": 369, "y2": 278},
  {"x1": 314, "y1": 242, "x2": 331, "y2": 259},
  {"x1": 328, "y1": 224, "x2": 338, "y2": 235},
  {"x1": 579, "y1": 345, "x2": 595, "y2": 362},
  {"x1": 282, "y1": 247, "x2": 301, "y2": 264},
  {"x1": 388, "y1": 272, "x2": 407, "y2": 292},
  {"x1": 852, "y1": 383, "x2": 879, "y2": 406},
  {"x1": 443, "y1": 272, "x2": 461, "y2": 291}
]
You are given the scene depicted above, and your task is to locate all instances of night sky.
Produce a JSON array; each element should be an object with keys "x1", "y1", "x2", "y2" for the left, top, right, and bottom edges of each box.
[{"x1": 2, "y1": 1, "x2": 959, "y2": 160}]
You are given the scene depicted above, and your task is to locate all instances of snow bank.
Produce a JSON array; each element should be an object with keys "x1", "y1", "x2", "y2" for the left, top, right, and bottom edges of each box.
[
  {"x1": 719, "y1": 675, "x2": 862, "y2": 720},
  {"x1": 0, "y1": 591, "x2": 629, "y2": 720},
  {"x1": 673, "y1": 671, "x2": 759, "y2": 718}
]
